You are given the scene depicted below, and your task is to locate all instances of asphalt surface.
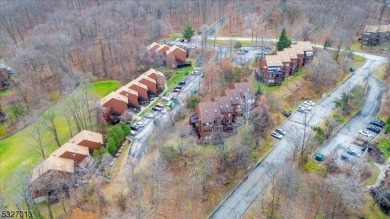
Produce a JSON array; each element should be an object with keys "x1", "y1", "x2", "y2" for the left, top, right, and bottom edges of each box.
[
  {"x1": 316, "y1": 75, "x2": 388, "y2": 166},
  {"x1": 129, "y1": 72, "x2": 203, "y2": 160},
  {"x1": 209, "y1": 51, "x2": 387, "y2": 218},
  {"x1": 232, "y1": 46, "x2": 272, "y2": 65}
]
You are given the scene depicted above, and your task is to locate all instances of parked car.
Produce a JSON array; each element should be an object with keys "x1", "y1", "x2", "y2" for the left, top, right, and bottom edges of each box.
[
  {"x1": 359, "y1": 130, "x2": 371, "y2": 137},
  {"x1": 178, "y1": 81, "x2": 186, "y2": 85},
  {"x1": 282, "y1": 110, "x2": 292, "y2": 117},
  {"x1": 152, "y1": 107, "x2": 163, "y2": 111},
  {"x1": 175, "y1": 85, "x2": 182, "y2": 90},
  {"x1": 275, "y1": 128, "x2": 286, "y2": 135},
  {"x1": 145, "y1": 113, "x2": 154, "y2": 118},
  {"x1": 155, "y1": 103, "x2": 165, "y2": 108},
  {"x1": 271, "y1": 131, "x2": 283, "y2": 139},
  {"x1": 136, "y1": 122, "x2": 144, "y2": 127},
  {"x1": 173, "y1": 88, "x2": 181, "y2": 92},
  {"x1": 370, "y1": 120, "x2": 385, "y2": 128},
  {"x1": 304, "y1": 100, "x2": 315, "y2": 106},
  {"x1": 315, "y1": 153, "x2": 325, "y2": 161},
  {"x1": 130, "y1": 125, "x2": 139, "y2": 131},
  {"x1": 340, "y1": 154, "x2": 349, "y2": 161},
  {"x1": 347, "y1": 149, "x2": 358, "y2": 157},
  {"x1": 367, "y1": 126, "x2": 381, "y2": 133},
  {"x1": 161, "y1": 97, "x2": 170, "y2": 102},
  {"x1": 298, "y1": 107, "x2": 308, "y2": 113},
  {"x1": 374, "y1": 119, "x2": 386, "y2": 126}
]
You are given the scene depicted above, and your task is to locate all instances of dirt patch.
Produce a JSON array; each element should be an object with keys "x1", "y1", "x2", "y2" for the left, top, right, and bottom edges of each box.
[{"x1": 65, "y1": 208, "x2": 99, "y2": 219}]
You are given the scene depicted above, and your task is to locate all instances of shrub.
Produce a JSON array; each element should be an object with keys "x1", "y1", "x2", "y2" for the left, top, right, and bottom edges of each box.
[
  {"x1": 107, "y1": 138, "x2": 117, "y2": 155},
  {"x1": 159, "y1": 145, "x2": 177, "y2": 162},
  {"x1": 118, "y1": 123, "x2": 130, "y2": 136}
]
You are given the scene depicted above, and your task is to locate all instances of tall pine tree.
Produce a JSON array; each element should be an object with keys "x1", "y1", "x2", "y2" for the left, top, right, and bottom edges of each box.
[
  {"x1": 183, "y1": 21, "x2": 194, "y2": 41},
  {"x1": 277, "y1": 27, "x2": 292, "y2": 51}
]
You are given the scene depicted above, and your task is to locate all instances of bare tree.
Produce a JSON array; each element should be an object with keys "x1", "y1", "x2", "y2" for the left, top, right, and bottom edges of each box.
[
  {"x1": 41, "y1": 111, "x2": 61, "y2": 148},
  {"x1": 27, "y1": 122, "x2": 48, "y2": 160}
]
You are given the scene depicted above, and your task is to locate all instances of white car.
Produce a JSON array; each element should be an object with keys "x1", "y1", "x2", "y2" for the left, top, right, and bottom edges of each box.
[
  {"x1": 161, "y1": 97, "x2": 170, "y2": 102},
  {"x1": 308, "y1": 100, "x2": 315, "y2": 106},
  {"x1": 144, "y1": 113, "x2": 154, "y2": 118},
  {"x1": 136, "y1": 122, "x2": 145, "y2": 127},
  {"x1": 359, "y1": 130, "x2": 371, "y2": 137},
  {"x1": 271, "y1": 131, "x2": 283, "y2": 139},
  {"x1": 305, "y1": 106, "x2": 312, "y2": 111},
  {"x1": 275, "y1": 128, "x2": 286, "y2": 135}
]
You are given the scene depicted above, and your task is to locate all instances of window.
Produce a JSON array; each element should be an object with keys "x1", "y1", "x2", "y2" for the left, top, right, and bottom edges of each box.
[{"x1": 203, "y1": 129, "x2": 212, "y2": 133}]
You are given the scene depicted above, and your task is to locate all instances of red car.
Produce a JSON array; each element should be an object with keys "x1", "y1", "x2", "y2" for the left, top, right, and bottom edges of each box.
[
  {"x1": 155, "y1": 103, "x2": 164, "y2": 108},
  {"x1": 173, "y1": 88, "x2": 181, "y2": 92}
]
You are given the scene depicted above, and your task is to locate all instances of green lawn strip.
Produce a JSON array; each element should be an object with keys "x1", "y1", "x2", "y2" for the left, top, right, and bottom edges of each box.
[
  {"x1": 377, "y1": 138, "x2": 390, "y2": 160},
  {"x1": 363, "y1": 164, "x2": 380, "y2": 186},
  {"x1": 0, "y1": 80, "x2": 119, "y2": 201},
  {"x1": 373, "y1": 63, "x2": 387, "y2": 80},
  {"x1": 90, "y1": 80, "x2": 121, "y2": 98}
]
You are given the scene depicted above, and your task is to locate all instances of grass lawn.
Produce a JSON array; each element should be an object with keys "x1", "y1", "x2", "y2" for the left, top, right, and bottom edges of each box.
[
  {"x1": 91, "y1": 80, "x2": 121, "y2": 98},
  {"x1": 377, "y1": 138, "x2": 390, "y2": 160},
  {"x1": 0, "y1": 80, "x2": 119, "y2": 204},
  {"x1": 374, "y1": 63, "x2": 387, "y2": 80},
  {"x1": 363, "y1": 164, "x2": 380, "y2": 186},
  {"x1": 350, "y1": 42, "x2": 390, "y2": 55}
]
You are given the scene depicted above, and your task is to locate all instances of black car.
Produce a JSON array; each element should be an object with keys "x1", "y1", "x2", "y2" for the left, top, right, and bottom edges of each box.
[
  {"x1": 374, "y1": 119, "x2": 386, "y2": 126},
  {"x1": 367, "y1": 126, "x2": 381, "y2": 133},
  {"x1": 179, "y1": 81, "x2": 186, "y2": 85},
  {"x1": 175, "y1": 85, "x2": 182, "y2": 90},
  {"x1": 130, "y1": 125, "x2": 139, "y2": 131},
  {"x1": 282, "y1": 110, "x2": 292, "y2": 117},
  {"x1": 371, "y1": 120, "x2": 385, "y2": 128}
]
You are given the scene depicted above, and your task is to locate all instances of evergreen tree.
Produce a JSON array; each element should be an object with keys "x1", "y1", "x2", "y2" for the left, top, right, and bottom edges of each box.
[
  {"x1": 183, "y1": 21, "x2": 194, "y2": 41},
  {"x1": 276, "y1": 27, "x2": 292, "y2": 51},
  {"x1": 107, "y1": 138, "x2": 116, "y2": 155}
]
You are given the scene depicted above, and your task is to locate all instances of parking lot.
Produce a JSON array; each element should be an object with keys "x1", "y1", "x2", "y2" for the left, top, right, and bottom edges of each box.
[
  {"x1": 129, "y1": 71, "x2": 203, "y2": 159},
  {"x1": 315, "y1": 75, "x2": 388, "y2": 166},
  {"x1": 232, "y1": 46, "x2": 272, "y2": 65}
]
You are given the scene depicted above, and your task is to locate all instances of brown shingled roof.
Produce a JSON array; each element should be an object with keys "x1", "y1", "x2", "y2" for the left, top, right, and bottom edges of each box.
[
  {"x1": 147, "y1": 42, "x2": 160, "y2": 51},
  {"x1": 364, "y1": 25, "x2": 378, "y2": 33},
  {"x1": 283, "y1": 47, "x2": 298, "y2": 59},
  {"x1": 295, "y1": 41, "x2": 314, "y2": 52},
  {"x1": 277, "y1": 51, "x2": 291, "y2": 63},
  {"x1": 100, "y1": 92, "x2": 128, "y2": 106},
  {"x1": 69, "y1": 130, "x2": 103, "y2": 145},
  {"x1": 197, "y1": 102, "x2": 221, "y2": 124},
  {"x1": 31, "y1": 156, "x2": 74, "y2": 184},
  {"x1": 156, "y1": 44, "x2": 170, "y2": 54},
  {"x1": 264, "y1": 55, "x2": 283, "y2": 67},
  {"x1": 232, "y1": 82, "x2": 256, "y2": 99},
  {"x1": 378, "y1": 25, "x2": 389, "y2": 33},
  {"x1": 213, "y1": 96, "x2": 233, "y2": 114},
  {"x1": 223, "y1": 89, "x2": 242, "y2": 105},
  {"x1": 166, "y1": 45, "x2": 186, "y2": 55},
  {"x1": 51, "y1": 142, "x2": 89, "y2": 158},
  {"x1": 116, "y1": 86, "x2": 138, "y2": 97}
]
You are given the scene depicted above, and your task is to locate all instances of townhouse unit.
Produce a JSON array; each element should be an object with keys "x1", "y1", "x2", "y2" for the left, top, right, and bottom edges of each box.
[
  {"x1": 361, "y1": 24, "x2": 390, "y2": 46},
  {"x1": 190, "y1": 82, "x2": 256, "y2": 142},
  {"x1": 30, "y1": 156, "x2": 75, "y2": 197},
  {"x1": 30, "y1": 130, "x2": 103, "y2": 198},
  {"x1": 260, "y1": 41, "x2": 314, "y2": 86},
  {"x1": 68, "y1": 130, "x2": 103, "y2": 154},
  {"x1": 100, "y1": 92, "x2": 129, "y2": 123},
  {"x1": 100, "y1": 68, "x2": 166, "y2": 123},
  {"x1": 51, "y1": 142, "x2": 89, "y2": 163},
  {"x1": 147, "y1": 42, "x2": 191, "y2": 68}
]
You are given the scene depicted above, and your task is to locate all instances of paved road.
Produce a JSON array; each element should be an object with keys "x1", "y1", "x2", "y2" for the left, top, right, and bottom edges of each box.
[
  {"x1": 317, "y1": 75, "x2": 388, "y2": 166},
  {"x1": 209, "y1": 52, "x2": 387, "y2": 218},
  {"x1": 129, "y1": 73, "x2": 203, "y2": 160}
]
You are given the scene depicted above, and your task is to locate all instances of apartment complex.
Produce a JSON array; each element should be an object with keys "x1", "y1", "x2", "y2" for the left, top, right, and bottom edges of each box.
[
  {"x1": 147, "y1": 42, "x2": 191, "y2": 68},
  {"x1": 361, "y1": 24, "x2": 390, "y2": 46},
  {"x1": 100, "y1": 68, "x2": 165, "y2": 123},
  {"x1": 259, "y1": 41, "x2": 314, "y2": 86},
  {"x1": 190, "y1": 82, "x2": 256, "y2": 141}
]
